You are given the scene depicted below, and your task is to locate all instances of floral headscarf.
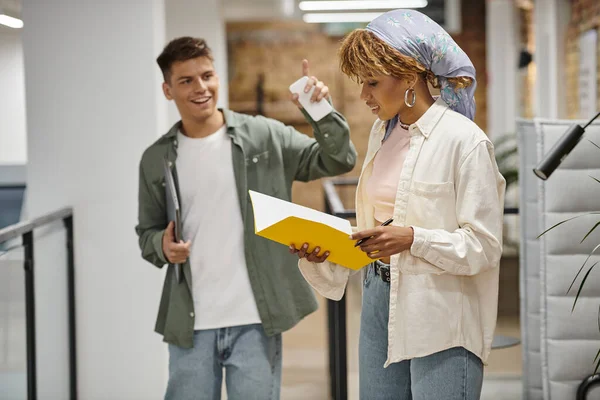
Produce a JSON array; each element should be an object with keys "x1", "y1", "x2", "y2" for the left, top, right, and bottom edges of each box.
[{"x1": 366, "y1": 9, "x2": 477, "y2": 121}]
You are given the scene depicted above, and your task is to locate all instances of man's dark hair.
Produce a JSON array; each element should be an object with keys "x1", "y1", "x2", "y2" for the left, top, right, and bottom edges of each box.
[{"x1": 157, "y1": 37, "x2": 214, "y2": 83}]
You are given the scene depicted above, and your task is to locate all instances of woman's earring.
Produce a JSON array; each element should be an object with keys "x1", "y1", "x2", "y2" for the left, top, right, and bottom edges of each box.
[{"x1": 404, "y1": 88, "x2": 416, "y2": 108}]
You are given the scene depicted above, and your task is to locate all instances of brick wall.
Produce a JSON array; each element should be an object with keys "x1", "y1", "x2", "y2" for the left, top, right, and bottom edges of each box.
[
  {"x1": 226, "y1": 21, "x2": 362, "y2": 210},
  {"x1": 566, "y1": 0, "x2": 600, "y2": 119},
  {"x1": 226, "y1": 3, "x2": 487, "y2": 210}
]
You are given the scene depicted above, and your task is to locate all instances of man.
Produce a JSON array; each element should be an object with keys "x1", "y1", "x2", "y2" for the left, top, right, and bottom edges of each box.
[{"x1": 135, "y1": 36, "x2": 357, "y2": 400}]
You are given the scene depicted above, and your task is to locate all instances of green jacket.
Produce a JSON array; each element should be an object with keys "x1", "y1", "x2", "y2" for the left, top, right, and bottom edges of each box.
[{"x1": 135, "y1": 107, "x2": 356, "y2": 348}]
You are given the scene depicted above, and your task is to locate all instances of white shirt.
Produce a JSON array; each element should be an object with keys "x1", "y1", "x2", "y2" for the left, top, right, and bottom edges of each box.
[
  {"x1": 176, "y1": 126, "x2": 261, "y2": 330},
  {"x1": 298, "y1": 98, "x2": 506, "y2": 366}
]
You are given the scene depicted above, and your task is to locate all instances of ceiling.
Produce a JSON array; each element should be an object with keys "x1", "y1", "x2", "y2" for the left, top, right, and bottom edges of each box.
[
  {"x1": 223, "y1": 0, "x2": 448, "y2": 24},
  {"x1": 0, "y1": 0, "x2": 19, "y2": 14},
  {"x1": 0, "y1": 0, "x2": 450, "y2": 30},
  {"x1": 0, "y1": 0, "x2": 20, "y2": 32}
]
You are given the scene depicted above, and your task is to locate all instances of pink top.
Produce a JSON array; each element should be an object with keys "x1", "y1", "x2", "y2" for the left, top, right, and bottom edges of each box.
[{"x1": 366, "y1": 123, "x2": 411, "y2": 223}]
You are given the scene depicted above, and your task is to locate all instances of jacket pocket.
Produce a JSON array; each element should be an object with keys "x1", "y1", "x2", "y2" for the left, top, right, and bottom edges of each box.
[
  {"x1": 245, "y1": 150, "x2": 270, "y2": 166},
  {"x1": 246, "y1": 150, "x2": 279, "y2": 195},
  {"x1": 410, "y1": 180, "x2": 454, "y2": 196},
  {"x1": 407, "y1": 180, "x2": 457, "y2": 230}
]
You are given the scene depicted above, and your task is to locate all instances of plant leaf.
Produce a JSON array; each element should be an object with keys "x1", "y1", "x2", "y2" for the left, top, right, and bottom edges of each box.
[
  {"x1": 580, "y1": 221, "x2": 600, "y2": 244},
  {"x1": 572, "y1": 261, "x2": 599, "y2": 312},
  {"x1": 538, "y1": 212, "x2": 600, "y2": 238},
  {"x1": 495, "y1": 148, "x2": 518, "y2": 163},
  {"x1": 567, "y1": 243, "x2": 600, "y2": 294},
  {"x1": 501, "y1": 170, "x2": 519, "y2": 187},
  {"x1": 493, "y1": 134, "x2": 517, "y2": 147},
  {"x1": 589, "y1": 140, "x2": 600, "y2": 151}
]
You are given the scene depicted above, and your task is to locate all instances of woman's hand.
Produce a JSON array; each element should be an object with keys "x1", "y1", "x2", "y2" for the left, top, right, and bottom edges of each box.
[
  {"x1": 289, "y1": 242, "x2": 330, "y2": 263},
  {"x1": 290, "y1": 59, "x2": 330, "y2": 108},
  {"x1": 351, "y1": 226, "x2": 415, "y2": 259}
]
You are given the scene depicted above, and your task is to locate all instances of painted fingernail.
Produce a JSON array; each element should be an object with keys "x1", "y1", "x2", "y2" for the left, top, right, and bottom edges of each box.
[
  {"x1": 302, "y1": 244, "x2": 308, "y2": 249},
  {"x1": 314, "y1": 247, "x2": 320, "y2": 253},
  {"x1": 324, "y1": 252, "x2": 330, "y2": 256}
]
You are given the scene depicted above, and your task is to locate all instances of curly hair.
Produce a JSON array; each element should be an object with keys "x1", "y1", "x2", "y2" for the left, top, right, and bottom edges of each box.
[
  {"x1": 157, "y1": 37, "x2": 213, "y2": 83},
  {"x1": 338, "y1": 29, "x2": 472, "y2": 92}
]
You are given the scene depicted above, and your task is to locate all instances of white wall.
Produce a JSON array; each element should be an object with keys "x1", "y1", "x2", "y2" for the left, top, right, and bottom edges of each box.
[
  {"x1": 0, "y1": 0, "x2": 230, "y2": 163},
  {"x1": 534, "y1": 0, "x2": 571, "y2": 119},
  {"x1": 164, "y1": 0, "x2": 228, "y2": 126},
  {"x1": 485, "y1": 1, "x2": 520, "y2": 252},
  {"x1": 0, "y1": 30, "x2": 27, "y2": 165},
  {"x1": 21, "y1": 0, "x2": 168, "y2": 399},
  {"x1": 486, "y1": 0, "x2": 519, "y2": 140}
]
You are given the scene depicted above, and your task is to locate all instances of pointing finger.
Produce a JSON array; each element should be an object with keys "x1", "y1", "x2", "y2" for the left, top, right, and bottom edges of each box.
[{"x1": 302, "y1": 59, "x2": 309, "y2": 77}]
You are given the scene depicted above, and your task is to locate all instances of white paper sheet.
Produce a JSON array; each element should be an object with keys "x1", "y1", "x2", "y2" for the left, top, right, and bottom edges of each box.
[{"x1": 248, "y1": 190, "x2": 352, "y2": 234}]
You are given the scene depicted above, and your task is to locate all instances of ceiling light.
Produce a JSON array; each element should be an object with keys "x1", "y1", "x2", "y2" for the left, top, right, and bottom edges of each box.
[
  {"x1": 0, "y1": 12, "x2": 23, "y2": 29},
  {"x1": 299, "y1": 0, "x2": 427, "y2": 11},
  {"x1": 303, "y1": 12, "x2": 386, "y2": 23}
]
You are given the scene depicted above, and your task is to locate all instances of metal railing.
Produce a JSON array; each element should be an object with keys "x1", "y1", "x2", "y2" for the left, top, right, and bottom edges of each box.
[
  {"x1": 322, "y1": 178, "x2": 355, "y2": 400},
  {"x1": 0, "y1": 207, "x2": 77, "y2": 400}
]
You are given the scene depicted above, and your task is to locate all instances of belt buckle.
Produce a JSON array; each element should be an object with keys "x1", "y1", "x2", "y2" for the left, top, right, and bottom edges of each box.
[{"x1": 378, "y1": 264, "x2": 391, "y2": 283}]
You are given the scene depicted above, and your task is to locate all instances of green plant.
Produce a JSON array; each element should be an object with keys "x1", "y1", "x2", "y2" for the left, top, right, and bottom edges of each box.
[
  {"x1": 538, "y1": 139, "x2": 600, "y2": 374},
  {"x1": 494, "y1": 133, "x2": 519, "y2": 191},
  {"x1": 494, "y1": 133, "x2": 519, "y2": 251}
]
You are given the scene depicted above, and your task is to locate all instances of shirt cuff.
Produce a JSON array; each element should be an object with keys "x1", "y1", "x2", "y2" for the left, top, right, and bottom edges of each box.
[
  {"x1": 152, "y1": 229, "x2": 168, "y2": 265},
  {"x1": 301, "y1": 105, "x2": 339, "y2": 149},
  {"x1": 297, "y1": 258, "x2": 349, "y2": 301},
  {"x1": 410, "y1": 226, "x2": 430, "y2": 259}
]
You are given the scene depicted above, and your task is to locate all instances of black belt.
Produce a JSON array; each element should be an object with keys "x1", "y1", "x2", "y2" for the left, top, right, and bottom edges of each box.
[{"x1": 373, "y1": 260, "x2": 391, "y2": 283}]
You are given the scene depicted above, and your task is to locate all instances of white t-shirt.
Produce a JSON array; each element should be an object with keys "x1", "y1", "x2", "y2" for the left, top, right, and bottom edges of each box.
[{"x1": 176, "y1": 126, "x2": 261, "y2": 330}]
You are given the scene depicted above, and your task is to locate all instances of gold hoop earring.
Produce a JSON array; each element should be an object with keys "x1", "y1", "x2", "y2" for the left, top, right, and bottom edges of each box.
[{"x1": 404, "y1": 88, "x2": 416, "y2": 108}]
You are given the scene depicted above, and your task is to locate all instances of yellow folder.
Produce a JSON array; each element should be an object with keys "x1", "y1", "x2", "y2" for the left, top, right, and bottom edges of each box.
[{"x1": 249, "y1": 190, "x2": 372, "y2": 270}]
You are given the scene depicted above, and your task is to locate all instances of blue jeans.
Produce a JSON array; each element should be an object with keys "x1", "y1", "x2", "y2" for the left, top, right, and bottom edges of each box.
[
  {"x1": 165, "y1": 324, "x2": 282, "y2": 400},
  {"x1": 359, "y1": 263, "x2": 483, "y2": 400}
]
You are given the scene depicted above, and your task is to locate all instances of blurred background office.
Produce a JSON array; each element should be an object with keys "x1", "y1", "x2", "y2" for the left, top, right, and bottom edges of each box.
[{"x1": 1, "y1": 0, "x2": 599, "y2": 399}]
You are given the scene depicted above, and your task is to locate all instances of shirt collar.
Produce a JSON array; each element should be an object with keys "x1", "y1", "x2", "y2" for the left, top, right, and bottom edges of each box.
[
  {"x1": 164, "y1": 108, "x2": 241, "y2": 140},
  {"x1": 414, "y1": 97, "x2": 449, "y2": 138},
  {"x1": 222, "y1": 109, "x2": 242, "y2": 129}
]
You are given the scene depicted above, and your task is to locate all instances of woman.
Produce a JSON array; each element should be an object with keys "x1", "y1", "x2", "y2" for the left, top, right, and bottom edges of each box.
[{"x1": 290, "y1": 9, "x2": 506, "y2": 400}]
